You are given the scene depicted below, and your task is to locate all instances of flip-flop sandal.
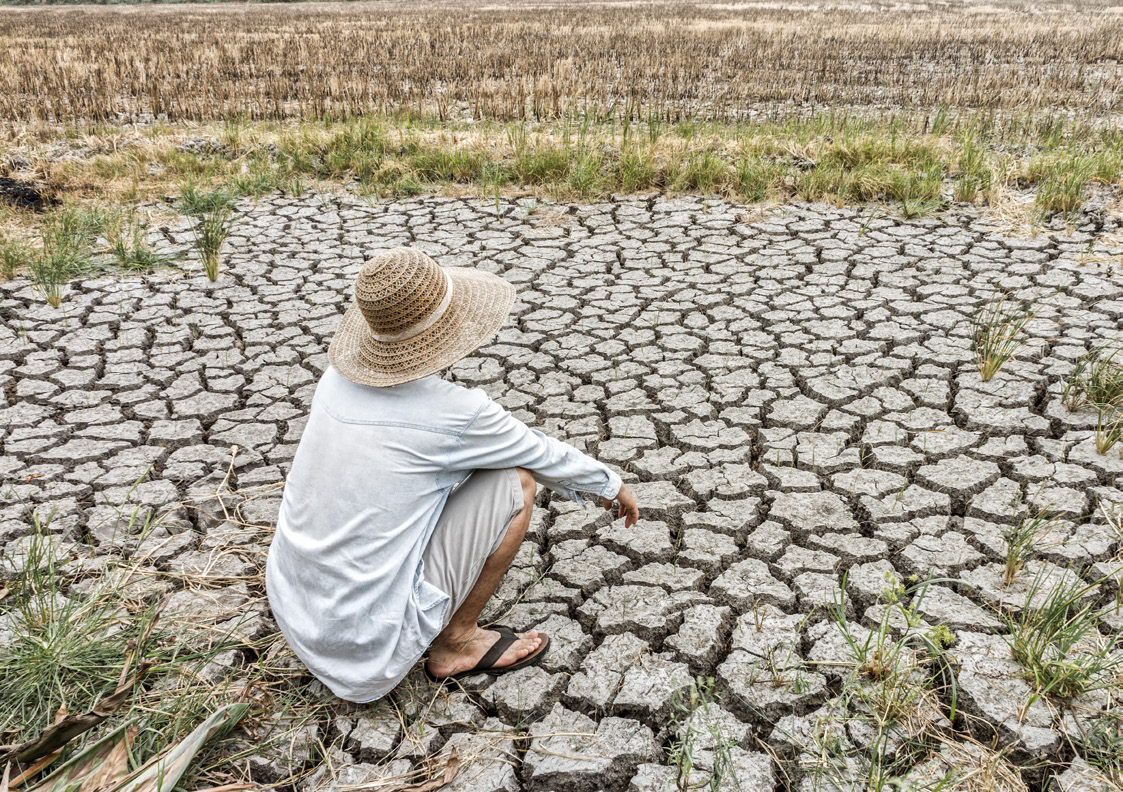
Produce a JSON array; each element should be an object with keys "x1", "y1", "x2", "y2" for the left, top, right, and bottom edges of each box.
[{"x1": 424, "y1": 626, "x2": 550, "y2": 683}]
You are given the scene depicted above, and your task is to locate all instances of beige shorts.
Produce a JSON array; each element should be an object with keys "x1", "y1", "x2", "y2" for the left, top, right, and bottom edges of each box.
[{"x1": 422, "y1": 468, "x2": 523, "y2": 627}]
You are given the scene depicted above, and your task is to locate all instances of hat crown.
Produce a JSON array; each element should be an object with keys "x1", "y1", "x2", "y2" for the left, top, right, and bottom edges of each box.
[{"x1": 355, "y1": 248, "x2": 449, "y2": 336}]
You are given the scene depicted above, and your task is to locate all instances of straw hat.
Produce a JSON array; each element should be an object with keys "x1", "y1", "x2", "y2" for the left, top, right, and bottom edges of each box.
[{"x1": 328, "y1": 248, "x2": 516, "y2": 387}]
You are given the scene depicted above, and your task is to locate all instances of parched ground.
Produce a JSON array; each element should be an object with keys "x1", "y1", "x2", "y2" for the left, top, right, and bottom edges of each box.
[{"x1": 3, "y1": 193, "x2": 1123, "y2": 791}]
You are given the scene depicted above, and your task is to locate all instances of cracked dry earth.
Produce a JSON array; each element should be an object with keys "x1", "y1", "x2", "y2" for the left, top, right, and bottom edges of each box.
[{"x1": 4, "y1": 192, "x2": 1123, "y2": 792}]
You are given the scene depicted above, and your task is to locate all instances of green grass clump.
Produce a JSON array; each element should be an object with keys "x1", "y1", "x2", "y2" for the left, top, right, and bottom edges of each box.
[
  {"x1": 1030, "y1": 152, "x2": 1100, "y2": 224},
  {"x1": 1003, "y1": 567, "x2": 1122, "y2": 702},
  {"x1": 675, "y1": 149, "x2": 728, "y2": 194},
  {"x1": 27, "y1": 205, "x2": 116, "y2": 306},
  {"x1": 952, "y1": 136, "x2": 993, "y2": 204},
  {"x1": 107, "y1": 217, "x2": 177, "y2": 270},
  {"x1": 793, "y1": 575, "x2": 958, "y2": 790},
  {"x1": 1, "y1": 233, "x2": 33, "y2": 279},
  {"x1": 512, "y1": 144, "x2": 569, "y2": 185},
  {"x1": 667, "y1": 677, "x2": 738, "y2": 792},
  {"x1": 0, "y1": 538, "x2": 162, "y2": 736},
  {"x1": 1002, "y1": 506, "x2": 1056, "y2": 586},
  {"x1": 1095, "y1": 407, "x2": 1123, "y2": 455},
  {"x1": 191, "y1": 205, "x2": 235, "y2": 281},
  {"x1": 1062, "y1": 344, "x2": 1123, "y2": 455},
  {"x1": 177, "y1": 183, "x2": 236, "y2": 216},
  {"x1": 616, "y1": 146, "x2": 659, "y2": 193},
  {"x1": 1076, "y1": 710, "x2": 1123, "y2": 786},
  {"x1": 411, "y1": 148, "x2": 490, "y2": 183},
  {"x1": 970, "y1": 291, "x2": 1039, "y2": 382},
  {"x1": 28, "y1": 252, "x2": 73, "y2": 308},
  {"x1": 0, "y1": 494, "x2": 331, "y2": 791},
  {"x1": 733, "y1": 158, "x2": 778, "y2": 202},
  {"x1": 1063, "y1": 344, "x2": 1123, "y2": 413},
  {"x1": 229, "y1": 155, "x2": 286, "y2": 197}
]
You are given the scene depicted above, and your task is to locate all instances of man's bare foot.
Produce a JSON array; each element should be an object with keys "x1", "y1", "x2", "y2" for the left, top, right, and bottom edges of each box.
[{"x1": 426, "y1": 626, "x2": 543, "y2": 678}]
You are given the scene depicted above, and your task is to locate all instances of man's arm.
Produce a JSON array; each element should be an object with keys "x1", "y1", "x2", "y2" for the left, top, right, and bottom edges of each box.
[{"x1": 453, "y1": 391, "x2": 637, "y2": 525}]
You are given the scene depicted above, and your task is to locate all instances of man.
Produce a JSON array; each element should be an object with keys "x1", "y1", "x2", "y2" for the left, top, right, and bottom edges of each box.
[{"x1": 265, "y1": 247, "x2": 640, "y2": 702}]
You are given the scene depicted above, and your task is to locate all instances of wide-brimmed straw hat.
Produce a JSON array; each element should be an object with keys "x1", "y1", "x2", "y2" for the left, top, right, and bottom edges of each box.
[{"x1": 328, "y1": 248, "x2": 516, "y2": 387}]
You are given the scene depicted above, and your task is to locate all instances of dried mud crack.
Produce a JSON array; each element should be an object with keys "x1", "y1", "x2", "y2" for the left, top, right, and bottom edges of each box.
[{"x1": 2, "y1": 193, "x2": 1123, "y2": 792}]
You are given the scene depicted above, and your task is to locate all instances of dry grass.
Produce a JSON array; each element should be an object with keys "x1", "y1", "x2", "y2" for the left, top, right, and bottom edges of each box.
[
  {"x1": 0, "y1": 0, "x2": 1120, "y2": 267},
  {"x1": 0, "y1": 110, "x2": 1120, "y2": 252},
  {"x1": 0, "y1": 454, "x2": 492, "y2": 792},
  {"x1": 0, "y1": 0, "x2": 1120, "y2": 125}
]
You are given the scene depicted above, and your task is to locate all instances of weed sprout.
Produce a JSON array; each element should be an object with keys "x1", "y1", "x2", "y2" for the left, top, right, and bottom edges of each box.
[
  {"x1": 970, "y1": 291, "x2": 1040, "y2": 382},
  {"x1": 191, "y1": 205, "x2": 236, "y2": 282}
]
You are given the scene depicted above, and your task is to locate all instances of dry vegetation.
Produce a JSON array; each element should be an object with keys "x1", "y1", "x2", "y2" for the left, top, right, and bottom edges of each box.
[
  {"x1": 1, "y1": 0, "x2": 1122, "y2": 296},
  {"x1": 0, "y1": 0, "x2": 1121, "y2": 124}
]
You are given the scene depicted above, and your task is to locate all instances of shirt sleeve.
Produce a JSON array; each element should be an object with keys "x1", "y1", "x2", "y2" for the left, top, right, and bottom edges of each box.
[{"x1": 451, "y1": 392, "x2": 622, "y2": 506}]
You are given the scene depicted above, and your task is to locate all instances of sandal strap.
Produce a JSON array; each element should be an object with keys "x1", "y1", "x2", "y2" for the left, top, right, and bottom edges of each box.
[{"x1": 470, "y1": 628, "x2": 519, "y2": 674}]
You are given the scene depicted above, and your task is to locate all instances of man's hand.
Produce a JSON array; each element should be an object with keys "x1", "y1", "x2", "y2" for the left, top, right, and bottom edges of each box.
[{"x1": 601, "y1": 483, "x2": 639, "y2": 528}]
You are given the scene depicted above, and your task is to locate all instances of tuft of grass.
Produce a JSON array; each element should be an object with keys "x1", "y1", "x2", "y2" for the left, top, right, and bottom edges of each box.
[
  {"x1": 1063, "y1": 344, "x2": 1123, "y2": 413},
  {"x1": 798, "y1": 575, "x2": 959, "y2": 791},
  {"x1": 230, "y1": 157, "x2": 284, "y2": 197},
  {"x1": 953, "y1": 138, "x2": 991, "y2": 203},
  {"x1": 970, "y1": 291, "x2": 1039, "y2": 382},
  {"x1": 512, "y1": 142, "x2": 569, "y2": 185},
  {"x1": 1076, "y1": 709, "x2": 1123, "y2": 785},
  {"x1": 0, "y1": 481, "x2": 332, "y2": 792},
  {"x1": 1003, "y1": 566, "x2": 1122, "y2": 702},
  {"x1": 1002, "y1": 506, "x2": 1055, "y2": 586},
  {"x1": 1032, "y1": 152, "x2": 1096, "y2": 224},
  {"x1": 733, "y1": 157, "x2": 777, "y2": 202},
  {"x1": 283, "y1": 175, "x2": 305, "y2": 197},
  {"x1": 0, "y1": 233, "x2": 33, "y2": 279},
  {"x1": 0, "y1": 535, "x2": 151, "y2": 735},
  {"x1": 177, "y1": 183, "x2": 236, "y2": 217},
  {"x1": 27, "y1": 204, "x2": 114, "y2": 306},
  {"x1": 676, "y1": 149, "x2": 728, "y2": 195},
  {"x1": 28, "y1": 252, "x2": 73, "y2": 308},
  {"x1": 1095, "y1": 406, "x2": 1123, "y2": 455},
  {"x1": 667, "y1": 676, "x2": 738, "y2": 792},
  {"x1": 107, "y1": 216, "x2": 177, "y2": 271},
  {"x1": 190, "y1": 205, "x2": 235, "y2": 281},
  {"x1": 617, "y1": 146, "x2": 658, "y2": 194}
]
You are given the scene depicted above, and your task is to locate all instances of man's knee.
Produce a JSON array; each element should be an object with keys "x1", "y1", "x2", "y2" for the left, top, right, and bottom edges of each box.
[{"x1": 515, "y1": 468, "x2": 536, "y2": 515}]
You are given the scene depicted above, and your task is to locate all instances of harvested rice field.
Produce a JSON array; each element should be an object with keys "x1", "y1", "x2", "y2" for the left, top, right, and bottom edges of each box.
[{"x1": 1, "y1": 1, "x2": 1123, "y2": 792}]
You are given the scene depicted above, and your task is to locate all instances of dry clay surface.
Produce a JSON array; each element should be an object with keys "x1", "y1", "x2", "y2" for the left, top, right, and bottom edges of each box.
[{"x1": 3, "y1": 193, "x2": 1123, "y2": 791}]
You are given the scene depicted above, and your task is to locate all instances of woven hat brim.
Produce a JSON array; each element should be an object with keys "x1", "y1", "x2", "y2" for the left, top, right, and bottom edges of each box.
[{"x1": 328, "y1": 267, "x2": 516, "y2": 387}]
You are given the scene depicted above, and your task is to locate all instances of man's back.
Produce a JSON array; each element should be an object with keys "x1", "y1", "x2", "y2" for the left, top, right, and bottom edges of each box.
[
  {"x1": 265, "y1": 367, "x2": 490, "y2": 701},
  {"x1": 266, "y1": 365, "x2": 622, "y2": 700}
]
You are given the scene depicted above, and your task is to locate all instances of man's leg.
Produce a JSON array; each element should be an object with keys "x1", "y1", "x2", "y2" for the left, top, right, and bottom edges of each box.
[{"x1": 426, "y1": 467, "x2": 543, "y2": 677}]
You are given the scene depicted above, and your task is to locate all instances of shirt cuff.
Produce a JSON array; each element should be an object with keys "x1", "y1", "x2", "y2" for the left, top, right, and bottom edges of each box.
[{"x1": 600, "y1": 470, "x2": 622, "y2": 500}]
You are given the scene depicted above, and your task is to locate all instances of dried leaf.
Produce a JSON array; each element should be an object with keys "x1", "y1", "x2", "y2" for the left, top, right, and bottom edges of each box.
[
  {"x1": 78, "y1": 727, "x2": 133, "y2": 792},
  {"x1": 23, "y1": 723, "x2": 132, "y2": 792},
  {"x1": 8, "y1": 752, "x2": 63, "y2": 790},
  {"x1": 115, "y1": 704, "x2": 248, "y2": 792},
  {"x1": 0, "y1": 662, "x2": 152, "y2": 770}
]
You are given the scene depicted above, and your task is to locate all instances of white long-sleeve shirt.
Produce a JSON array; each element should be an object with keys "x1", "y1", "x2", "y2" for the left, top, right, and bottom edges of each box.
[{"x1": 264, "y1": 366, "x2": 621, "y2": 702}]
